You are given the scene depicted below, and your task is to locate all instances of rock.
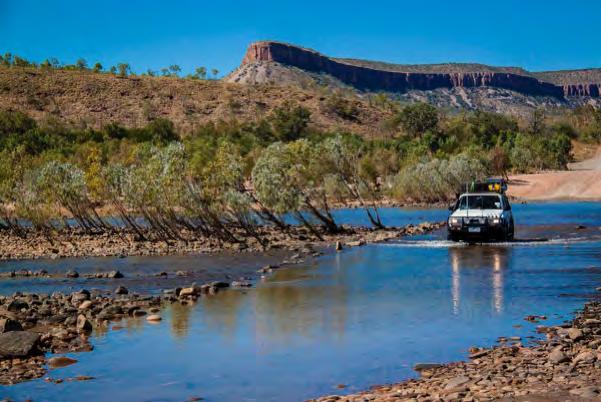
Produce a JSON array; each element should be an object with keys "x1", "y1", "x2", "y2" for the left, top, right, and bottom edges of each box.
[
  {"x1": 48, "y1": 356, "x2": 78, "y2": 368},
  {"x1": 107, "y1": 270, "x2": 124, "y2": 279},
  {"x1": 146, "y1": 314, "x2": 162, "y2": 322},
  {"x1": 210, "y1": 281, "x2": 229, "y2": 289},
  {"x1": 574, "y1": 350, "x2": 597, "y2": 364},
  {"x1": 114, "y1": 286, "x2": 128, "y2": 295},
  {"x1": 570, "y1": 386, "x2": 599, "y2": 398},
  {"x1": 231, "y1": 281, "x2": 252, "y2": 288},
  {"x1": 0, "y1": 318, "x2": 23, "y2": 333},
  {"x1": 78, "y1": 300, "x2": 93, "y2": 310},
  {"x1": 568, "y1": 327, "x2": 584, "y2": 341},
  {"x1": 0, "y1": 331, "x2": 40, "y2": 358},
  {"x1": 549, "y1": 348, "x2": 570, "y2": 364},
  {"x1": 444, "y1": 375, "x2": 470, "y2": 390},
  {"x1": 583, "y1": 318, "x2": 601, "y2": 327},
  {"x1": 179, "y1": 287, "x2": 198, "y2": 297},
  {"x1": 76, "y1": 314, "x2": 92, "y2": 333},
  {"x1": 335, "y1": 241, "x2": 343, "y2": 251},
  {"x1": 65, "y1": 270, "x2": 79, "y2": 278},
  {"x1": 413, "y1": 363, "x2": 443, "y2": 371},
  {"x1": 7, "y1": 299, "x2": 29, "y2": 312},
  {"x1": 347, "y1": 240, "x2": 366, "y2": 247}
]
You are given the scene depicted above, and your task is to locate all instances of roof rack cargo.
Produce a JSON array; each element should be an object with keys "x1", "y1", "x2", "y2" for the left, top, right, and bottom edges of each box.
[{"x1": 463, "y1": 178, "x2": 507, "y2": 194}]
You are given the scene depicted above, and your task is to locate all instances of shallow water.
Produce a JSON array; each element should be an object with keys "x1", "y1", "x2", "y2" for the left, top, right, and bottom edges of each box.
[{"x1": 3, "y1": 202, "x2": 601, "y2": 402}]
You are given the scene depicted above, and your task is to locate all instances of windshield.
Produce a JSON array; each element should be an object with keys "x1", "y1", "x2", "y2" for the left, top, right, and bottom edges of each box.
[{"x1": 458, "y1": 195, "x2": 502, "y2": 210}]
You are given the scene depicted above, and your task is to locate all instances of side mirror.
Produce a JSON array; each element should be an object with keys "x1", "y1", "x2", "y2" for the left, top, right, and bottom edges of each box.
[{"x1": 448, "y1": 205, "x2": 454, "y2": 211}]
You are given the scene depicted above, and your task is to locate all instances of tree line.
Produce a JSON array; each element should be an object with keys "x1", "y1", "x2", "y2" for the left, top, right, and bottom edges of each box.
[
  {"x1": 0, "y1": 52, "x2": 219, "y2": 79},
  {"x1": 0, "y1": 100, "x2": 598, "y2": 242}
]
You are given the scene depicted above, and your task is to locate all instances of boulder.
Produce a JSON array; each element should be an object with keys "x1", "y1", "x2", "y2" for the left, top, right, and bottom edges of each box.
[
  {"x1": 413, "y1": 363, "x2": 443, "y2": 371},
  {"x1": 7, "y1": 299, "x2": 29, "y2": 312},
  {"x1": 78, "y1": 300, "x2": 93, "y2": 310},
  {"x1": 146, "y1": 314, "x2": 162, "y2": 322},
  {"x1": 568, "y1": 327, "x2": 584, "y2": 341},
  {"x1": 444, "y1": 375, "x2": 470, "y2": 390},
  {"x1": 574, "y1": 350, "x2": 597, "y2": 364},
  {"x1": 0, "y1": 331, "x2": 40, "y2": 358},
  {"x1": 0, "y1": 318, "x2": 23, "y2": 333},
  {"x1": 107, "y1": 270, "x2": 124, "y2": 279},
  {"x1": 76, "y1": 314, "x2": 92, "y2": 333},
  {"x1": 114, "y1": 286, "x2": 128, "y2": 295},
  {"x1": 48, "y1": 356, "x2": 78, "y2": 368},
  {"x1": 231, "y1": 281, "x2": 252, "y2": 288},
  {"x1": 549, "y1": 348, "x2": 570, "y2": 364},
  {"x1": 65, "y1": 270, "x2": 79, "y2": 278},
  {"x1": 179, "y1": 287, "x2": 199, "y2": 297}
]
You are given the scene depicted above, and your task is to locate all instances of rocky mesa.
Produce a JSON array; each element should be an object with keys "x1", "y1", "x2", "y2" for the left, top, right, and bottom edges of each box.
[{"x1": 232, "y1": 40, "x2": 601, "y2": 100}]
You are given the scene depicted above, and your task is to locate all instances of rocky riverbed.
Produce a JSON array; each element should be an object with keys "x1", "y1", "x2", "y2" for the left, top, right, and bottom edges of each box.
[
  {"x1": 0, "y1": 222, "x2": 442, "y2": 260},
  {"x1": 311, "y1": 298, "x2": 601, "y2": 402},
  {"x1": 0, "y1": 221, "x2": 443, "y2": 385}
]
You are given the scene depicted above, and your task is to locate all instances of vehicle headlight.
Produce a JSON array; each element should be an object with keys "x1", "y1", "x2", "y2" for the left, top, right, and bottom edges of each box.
[
  {"x1": 449, "y1": 217, "x2": 461, "y2": 225},
  {"x1": 492, "y1": 218, "x2": 501, "y2": 225}
]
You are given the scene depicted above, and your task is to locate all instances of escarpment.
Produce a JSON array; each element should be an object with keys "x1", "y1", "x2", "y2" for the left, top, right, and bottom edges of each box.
[{"x1": 238, "y1": 41, "x2": 601, "y2": 99}]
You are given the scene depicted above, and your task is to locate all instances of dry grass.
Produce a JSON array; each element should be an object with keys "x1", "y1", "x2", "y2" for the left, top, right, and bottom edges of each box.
[{"x1": 0, "y1": 67, "x2": 394, "y2": 138}]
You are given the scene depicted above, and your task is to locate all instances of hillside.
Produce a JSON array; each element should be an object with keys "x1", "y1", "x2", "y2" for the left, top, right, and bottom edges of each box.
[{"x1": 0, "y1": 67, "x2": 392, "y2": 137}]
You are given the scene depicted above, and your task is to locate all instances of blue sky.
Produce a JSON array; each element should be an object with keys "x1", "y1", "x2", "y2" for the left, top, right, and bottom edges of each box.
[{"x1": 1, "y1": 0, "x2": 600, "y2": 76}]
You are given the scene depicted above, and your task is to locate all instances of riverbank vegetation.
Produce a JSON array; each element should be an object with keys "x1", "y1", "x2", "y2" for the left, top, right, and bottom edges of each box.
[{"x1": 0, "y1": 99, "x2": 598, "y2": 241}]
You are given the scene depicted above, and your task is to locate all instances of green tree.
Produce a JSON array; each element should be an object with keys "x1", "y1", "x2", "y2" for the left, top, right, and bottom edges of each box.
[
  {"x1": 168, "y1": 65, "x2": 181, "y2": 77},
  {"x1": 117, "y1": 63, "x2": 130, "y2": 78},
  {"x1": 270, "y1": 102, "x2": 311, "y2": 141},
  {"x1": 76, "y1": 58, "x2": 88, "y2": 70},
  {"x1": 194, "y1": 66, "x2": 207, "y2": 80},
  {"x1": 395, "y1": 102, "x2": 439, "y2": 137},
  {"x1": 211, "y1": 68, "x2": 219, "y2": 79},
  {"x1": 92, "y1": 62, "x2": 103, "y2": 73}
]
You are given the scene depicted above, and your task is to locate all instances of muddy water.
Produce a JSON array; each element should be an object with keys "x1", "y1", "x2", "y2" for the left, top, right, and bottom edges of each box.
[{"x1": 2, "y1": 202, "x2": 601, "y2": 402}]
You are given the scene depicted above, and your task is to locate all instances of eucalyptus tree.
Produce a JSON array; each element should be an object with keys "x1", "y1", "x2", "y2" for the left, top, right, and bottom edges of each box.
[
  {"x1": 252, "y1": 141, "x2": 339, "y2": 239},
  {"x1": 201, "y1": 142, "x2": 265, "y2": 246},
  {"x1": 35, "y1": 161, "x2": 106, "y2": 231},
  {"x1": 119, "y1": 143, "x2": 187, "y2": 240},
  {"x1": 321, "y1": 136, "x2": 385, "y2": 228}
]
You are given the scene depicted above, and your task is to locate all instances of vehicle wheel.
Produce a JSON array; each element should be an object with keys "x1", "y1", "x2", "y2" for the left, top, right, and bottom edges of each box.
[{"x1": 447, "y1": 232, "x2": 459, "y2": 242}]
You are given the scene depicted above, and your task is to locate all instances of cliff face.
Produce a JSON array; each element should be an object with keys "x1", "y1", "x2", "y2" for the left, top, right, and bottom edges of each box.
[
  {"x1": 563, "y1": 83, "x2": 601, "y2": 97},
  {"x1": 242, "y1": 41, "x2": 566, "y2": 98}
]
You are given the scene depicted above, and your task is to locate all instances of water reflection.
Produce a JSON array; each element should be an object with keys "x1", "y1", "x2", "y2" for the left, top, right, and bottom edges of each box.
[{"x1": 449, "y1": 246, "x2": 510, "y2": 315}]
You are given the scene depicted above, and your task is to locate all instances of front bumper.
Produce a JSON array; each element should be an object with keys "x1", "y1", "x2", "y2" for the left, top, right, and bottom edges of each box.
[{"x1": 447, "y1": 223, "x2": 506, "y2": 240}]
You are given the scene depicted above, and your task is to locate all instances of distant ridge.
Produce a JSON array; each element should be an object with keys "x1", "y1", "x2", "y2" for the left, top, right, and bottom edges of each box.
[{"x1": 230, "y1": 40, "x2": 601, "y2": 98}]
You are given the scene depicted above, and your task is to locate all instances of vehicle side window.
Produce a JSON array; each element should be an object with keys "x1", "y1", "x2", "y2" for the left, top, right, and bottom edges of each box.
[{"x1": 458, "y1": 196, "x2": 468, "y2": 210}]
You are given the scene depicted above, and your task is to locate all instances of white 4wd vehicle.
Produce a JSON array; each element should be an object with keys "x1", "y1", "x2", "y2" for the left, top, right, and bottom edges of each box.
[{"x1": 447, "y1": 181, "x2": 514, "y2": 242}]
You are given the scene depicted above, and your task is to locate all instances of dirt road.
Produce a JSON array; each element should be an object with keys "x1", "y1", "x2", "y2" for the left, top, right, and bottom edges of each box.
[{"x1": 508, "y1": 147, "x2": 601, "y2": 201}]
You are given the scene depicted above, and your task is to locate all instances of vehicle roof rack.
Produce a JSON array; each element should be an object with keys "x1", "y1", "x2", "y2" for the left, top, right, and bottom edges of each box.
[{"x1": 463, "y1": 178, "x2": 507, "y2": 194}]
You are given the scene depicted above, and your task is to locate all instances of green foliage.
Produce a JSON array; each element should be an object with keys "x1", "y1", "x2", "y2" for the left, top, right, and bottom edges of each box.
[
  {"x1": 270, "y1": 102, "x2": 311, "y2": 141},
  {"x1": 395, "y1": 102, "x2": 439, "y2": 137},
  {"x1": 117, "y1": 63, "x2": 130, "y2": 78},
  {"x1": 76, "y1": 58, "x2": 88, "y2": 70},
  {"x1": 324, "y1": 93, "x2": 360, "y2": 121},
  {"x1": 392, "y1": 154, "x2": 488, "y2": 203}
]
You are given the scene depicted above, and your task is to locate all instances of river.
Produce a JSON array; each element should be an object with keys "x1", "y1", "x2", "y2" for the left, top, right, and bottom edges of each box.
[{"x1": 2, "y1": 202, "x2": 601, "y2": 401}]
